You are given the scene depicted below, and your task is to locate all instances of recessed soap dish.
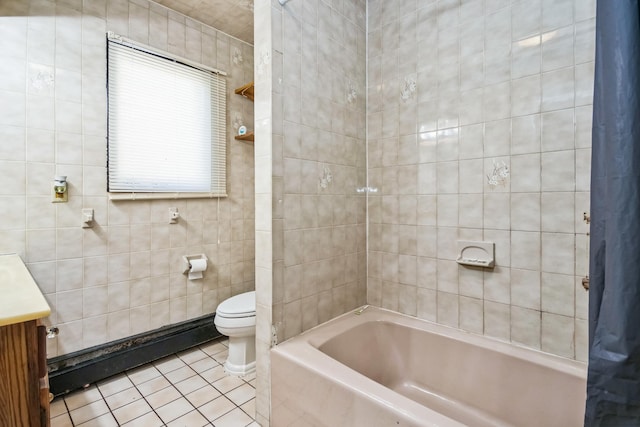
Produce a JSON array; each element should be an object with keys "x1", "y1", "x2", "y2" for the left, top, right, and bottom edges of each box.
[{"x1": 456, "y1": 240, "x2": 495, "y2": 268}]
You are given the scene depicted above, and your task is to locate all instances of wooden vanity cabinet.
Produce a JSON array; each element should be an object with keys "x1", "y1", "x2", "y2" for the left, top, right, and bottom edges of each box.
[{"x1": 0, "y1": 319, "x2": 50, "y2": 427}]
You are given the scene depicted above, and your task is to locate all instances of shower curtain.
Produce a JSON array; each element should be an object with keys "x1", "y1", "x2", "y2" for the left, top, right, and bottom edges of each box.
[{"x1": 586, "y1": 1, "x2": 640, "y2": 425}]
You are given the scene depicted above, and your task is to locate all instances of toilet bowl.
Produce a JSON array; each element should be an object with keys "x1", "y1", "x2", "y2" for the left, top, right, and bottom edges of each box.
[{"x1": 214, "y1": 291, "x2": 256, "y2": 376}]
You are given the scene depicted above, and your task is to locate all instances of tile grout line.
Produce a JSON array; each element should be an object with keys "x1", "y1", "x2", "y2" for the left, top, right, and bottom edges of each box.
[
  {"x1": 123, "y1": 347, "x2": 219, "y2": 426},
  {"x1": 169, "y1": 343, "x2": 253, "y2": 425},
  {"x1": 178, "y1": 341, "x2": 257, "y2": 424},
  {"x1": 155, "y1": 353, "x2": 216, "y2": 425},
  {"x1": 66, "y1": 382, "x2": 116, "y2": 427},
  {"x1": 127, "y1": 341, "x2": 253, "y2": 425},
  {"x1": 53, "y1": 338, "x2": 257, "y2": 427},
  {"x1": 62, "y1": 396, "x2": 75, "y2": 427},
  {"x1": 122, "y1": 365, "x2": 168, "y2": 427},
  {"x1": 177, "y1": 348, "x2": 231, "y2": 425},
  {"x1": 94, "y1": 380, "x2": 119, "y2": 427}
]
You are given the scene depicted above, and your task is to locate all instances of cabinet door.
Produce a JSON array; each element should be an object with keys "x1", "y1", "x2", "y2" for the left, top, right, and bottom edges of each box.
[
  {"x1": 37, "y1": 323, "x2": 51, "y2": 427},
  {"x1": 0, "y1": 320, "x2": 41, "y2": 427}
]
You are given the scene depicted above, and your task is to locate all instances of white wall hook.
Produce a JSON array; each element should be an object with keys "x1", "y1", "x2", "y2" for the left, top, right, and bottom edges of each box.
[
  {"x1": 169, "y1": 207, "x2": 180, "y2": 224},
  {"x1": 82, "y1": 208, "x2": 94, "y2": 228}
]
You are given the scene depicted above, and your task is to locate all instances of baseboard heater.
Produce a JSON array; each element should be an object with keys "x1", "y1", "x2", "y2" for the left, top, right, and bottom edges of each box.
[{"x1": 47, "y1": 314, "x2": 221, "y2": 397}]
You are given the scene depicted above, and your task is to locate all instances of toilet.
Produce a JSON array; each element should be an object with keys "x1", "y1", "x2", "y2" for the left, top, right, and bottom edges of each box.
[{"x1": 214, "y1": 291, "x2": 256, "y2": 376}]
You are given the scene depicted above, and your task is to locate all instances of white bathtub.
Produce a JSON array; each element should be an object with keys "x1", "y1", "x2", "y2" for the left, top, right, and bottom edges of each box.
[{"x1": 271, "y1": 306, "x2": 587, "y2": 427}]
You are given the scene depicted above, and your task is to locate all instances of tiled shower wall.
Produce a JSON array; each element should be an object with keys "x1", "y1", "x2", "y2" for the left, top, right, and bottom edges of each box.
[
  {"x1": 0, "y1": 0, "x2": 255, "y2": 358},
  {"x1": 253, "y1": 0, "x2": 368, "y2": 424},
  {"x1": 270, "y1": 0, "x2": 367, "y2": 344},
  {"x1": 367, "y1": 0, "x2": 595, "y2": 361}
]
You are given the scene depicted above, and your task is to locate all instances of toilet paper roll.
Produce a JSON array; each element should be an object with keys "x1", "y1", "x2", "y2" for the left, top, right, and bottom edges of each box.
[{"x1": 188, "y1": 258, "x2": 207, "y2": 280}]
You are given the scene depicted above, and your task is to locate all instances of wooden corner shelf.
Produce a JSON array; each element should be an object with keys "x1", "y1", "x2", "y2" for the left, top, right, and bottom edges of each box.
[
  {"x1": 234, "y1": 82, "x2": 254, "y2": 102},
  {"x1": 235, "y1": 132, "x2": 254, "y2": 142},
  {"x1": 234, "y1": 82, "x2": 254, "y2": 145}
]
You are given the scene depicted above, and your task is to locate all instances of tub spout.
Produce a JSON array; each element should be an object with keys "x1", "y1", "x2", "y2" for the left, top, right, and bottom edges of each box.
[{"x1": 354, "y1": 305, "x2": 369, "y2": 315}]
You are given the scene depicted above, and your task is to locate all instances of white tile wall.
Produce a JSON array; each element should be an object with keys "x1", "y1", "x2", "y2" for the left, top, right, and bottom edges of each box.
[
  {"x1": 253, "y1": 0, "x2": 367, "y2": 424},
  {"x1": 0, "y1": 0, "x2": 254, "y2": 358},
  {"x1": 367, "y1": 0, "x2": 595, "y2": 362},
  {"x1": 266, "y1": 0, "x2": 367, "y2": 345}
]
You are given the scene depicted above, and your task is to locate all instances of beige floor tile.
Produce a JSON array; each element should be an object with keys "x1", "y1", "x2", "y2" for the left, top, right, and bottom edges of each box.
[
  {"x1": 97, "y1": 374, "x2": 134, "y2": 397},
  {"x1": 104, "y1": 386, "x2": 142, "y2": 410},
  {"x1": 49, "y1": 339, "x2": 257, "y2": 427},
  {"x1": 212, "y1": 374, "x2": 245, "y2": 394},
  {"x1": 199, "y1": 342, "x2": 226, "y2": 356},
  {"x1": 213, "y1": 407, "x2": 253, "y2": 427},
  {"x1": 76, "y1": 412, "x2": 118, "y2": 427},
  {"x1": 165, "y1": 365, "x2": 197, "y2": 384},
  {"x1": 126, "y1": 364, "x2": 162, "y2": 385},
  {"x1": 154, "y1": 355, "x2": 186, "y2": 374},
  {"x1": 200, "y1": 365, "x2": 227, "y2": 384},
  {"x1": 50, "y1": 398, "x2": 68, "y2": 418},
  {"x1": 120, "y1": 410, "x2": 164, "y2": 427},
  {"x1": 185, "y1": 384, "x2": 221, "y2": 408},
  {"x1": 226, "y1": 383, "x2": 255, "y2": 406},
  {"x1": 64, "y1": 386, "x2": 102, "y2": 411},
  {"x1": 146, "y1": 384, "x2": 181, "y2": 409},
  {"x1": 69, "y1": 400, "x2": 110, "y2": 425},
  {"x1": 166, "y1": 409, "x2": 209, "y2": 427},
  {"x1": 198, "y1": 395, "x2": 235, "y2": 421},
  {"x1": 112, "y1": 399, "x2": 153, "y2": 425},
  {"x1": 190, "y1": 357, "x2": 218, "y2": 373},
  {"x1": 211, "y1": 349, "x2": 229, "y2": 364},
  {"x1": 240, "y1": 398, "x2": 256, "y2": 419},
  {"x1": 136, "y1": 375, "x2": 171, "y2": 396},
  {"x1": 240, "y1": 371, "x2": 256, "y2": 382},
  {"x1": 51, "y1": 413, "x2": 73, "y2": 427},
  {"x1": 175, "y1": 374, "x2": 208, "y2": 395},
  {"x1": 177, "y1": 348, "x2": 209, "y2": 364},
  {"x1": 156, "y1": 397, "x2": 196, "y2": 424}
]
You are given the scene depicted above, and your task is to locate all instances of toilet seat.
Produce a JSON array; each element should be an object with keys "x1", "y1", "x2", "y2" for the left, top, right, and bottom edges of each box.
[
  {"x1": 216, "y1": 291, "x2": 256, "y2": 318},
  {"x1": 215, "y1": 314, "x2": 255, "y2": 330}
]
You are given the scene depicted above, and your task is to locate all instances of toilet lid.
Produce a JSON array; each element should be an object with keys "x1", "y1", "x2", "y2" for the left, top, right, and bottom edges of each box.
[{"x1": 216, "y1": 291, "x2": 256, "y2": 318}]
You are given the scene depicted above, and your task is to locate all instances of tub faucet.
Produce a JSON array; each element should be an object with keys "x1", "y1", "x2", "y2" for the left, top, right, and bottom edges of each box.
[{"x1": 354, "y1": 305, "x2": 369, "y2": 315}]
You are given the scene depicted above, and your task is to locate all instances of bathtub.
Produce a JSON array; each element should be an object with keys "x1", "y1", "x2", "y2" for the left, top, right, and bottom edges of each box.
[{"x1": 271, "y1": 306, "x2": 587, "y2": 427}]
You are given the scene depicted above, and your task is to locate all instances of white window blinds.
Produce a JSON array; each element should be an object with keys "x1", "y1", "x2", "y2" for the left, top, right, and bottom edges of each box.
[{"x1": 107, "y1": 36, "x2": 227, "y2": 196}]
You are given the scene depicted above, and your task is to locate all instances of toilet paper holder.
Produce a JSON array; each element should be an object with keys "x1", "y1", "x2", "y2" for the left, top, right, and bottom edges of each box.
[{"x1": 182, "y1": 254, "x2": 209, "y2": 275}]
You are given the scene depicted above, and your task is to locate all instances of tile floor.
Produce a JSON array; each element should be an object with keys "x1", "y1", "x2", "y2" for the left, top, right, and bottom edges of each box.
[{"x1": 50, "y1": 338, "x2": 259, "y2": 427}]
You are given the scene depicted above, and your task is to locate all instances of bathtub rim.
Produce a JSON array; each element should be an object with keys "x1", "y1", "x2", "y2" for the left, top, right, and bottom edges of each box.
[
  {"x1": 287, "y1": 305, "x2": 587, "y2": 378},
  {"x1": 271, "y1": 305, "x2": 587, "y2": 427}
]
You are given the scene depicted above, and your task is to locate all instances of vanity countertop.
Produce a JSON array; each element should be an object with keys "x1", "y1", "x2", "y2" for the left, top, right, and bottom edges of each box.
[{"x1": 0, "y1": 254, "x2": 51, "y2": 327}]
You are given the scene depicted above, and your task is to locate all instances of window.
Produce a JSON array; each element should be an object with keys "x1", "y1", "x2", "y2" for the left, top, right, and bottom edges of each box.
[{"x1": 107, "y1": 33, "x2": 227, "y2": 197}]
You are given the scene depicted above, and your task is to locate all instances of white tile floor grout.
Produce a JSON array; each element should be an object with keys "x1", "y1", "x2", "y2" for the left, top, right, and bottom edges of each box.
[{"x1": 50, "y1": 338, "x2": 259, "y2": 427}]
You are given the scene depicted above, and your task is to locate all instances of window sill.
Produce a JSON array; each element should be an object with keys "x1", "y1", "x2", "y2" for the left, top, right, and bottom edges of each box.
[{"x1": 108, "y1": 192, "x2": 227, "y2": 201}]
